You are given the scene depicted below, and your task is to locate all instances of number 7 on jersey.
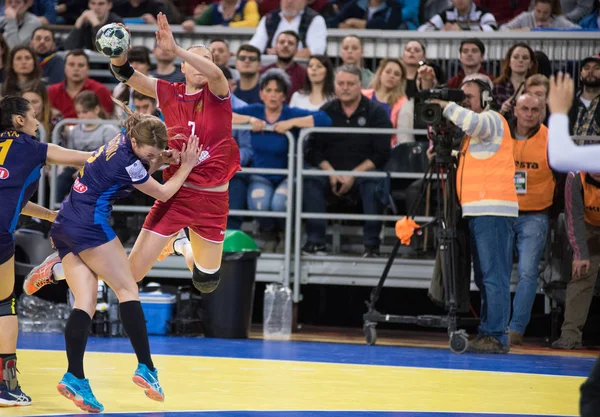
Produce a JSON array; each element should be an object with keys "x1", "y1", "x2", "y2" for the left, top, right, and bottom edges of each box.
[
  {"x1": 188, "y1": 121, "x2": 196, "y2": 136},
  {"x1": 0, "y1": 139, "x2": 14, "y2": 165}
]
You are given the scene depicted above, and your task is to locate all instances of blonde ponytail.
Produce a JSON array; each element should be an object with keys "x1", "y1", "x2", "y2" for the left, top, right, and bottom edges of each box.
[{"x1": 112, "y1": 96, "x2": 168, "y2": 150}]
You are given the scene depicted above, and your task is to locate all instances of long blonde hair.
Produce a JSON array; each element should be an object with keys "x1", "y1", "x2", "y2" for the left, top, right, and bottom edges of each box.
[
  {"x1": 371, "y1": 58, "x2": 407, "y2": 107},
  {"x1": 112, "y1": 97, "x2": 168, "y2": 149}
]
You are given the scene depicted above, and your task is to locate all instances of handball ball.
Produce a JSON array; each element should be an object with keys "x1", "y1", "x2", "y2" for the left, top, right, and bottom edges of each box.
[{"x1": 95, "y1": 23, "x2": 130, "y2": 58}]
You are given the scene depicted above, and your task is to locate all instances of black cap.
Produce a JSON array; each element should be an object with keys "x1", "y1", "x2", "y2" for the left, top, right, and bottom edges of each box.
[{"x1": 581, "y1": 54, "x2": 600, "y2": 66}]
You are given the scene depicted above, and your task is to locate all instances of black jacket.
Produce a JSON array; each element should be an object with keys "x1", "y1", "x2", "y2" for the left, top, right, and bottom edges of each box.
[
  {"x1": 62, "y1": 13, "x2": 123, "y2": 52},
  {"x1": 307, "y1": 95, "x2": 392, "y2": 171}
]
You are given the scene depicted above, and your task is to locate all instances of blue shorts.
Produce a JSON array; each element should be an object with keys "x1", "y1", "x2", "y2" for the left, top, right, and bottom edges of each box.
[
  {"x1": 50, "y1": 220, "x2": 116, "y2": 259},
  {"x1": 0, "y1": 233, "x2": 15, "y2": 265}
]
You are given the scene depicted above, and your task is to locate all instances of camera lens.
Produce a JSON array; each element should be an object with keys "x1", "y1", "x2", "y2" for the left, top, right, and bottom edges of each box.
[{"x1": 421, "y1": 103, "x2": 442, "y2": 125}]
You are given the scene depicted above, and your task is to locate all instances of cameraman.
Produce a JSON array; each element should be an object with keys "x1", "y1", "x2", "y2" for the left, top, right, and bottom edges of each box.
[{"x1": 427, "y1": 72, "x2": 518, "y2": 354}]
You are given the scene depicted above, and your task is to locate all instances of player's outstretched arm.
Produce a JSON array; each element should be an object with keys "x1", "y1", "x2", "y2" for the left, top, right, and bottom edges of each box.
[
  {"x1": 134, "y1": 135, "x2": 201, "y2": 202},
  {"x1": 155, "y1": 12, "x2": 229, "y2": 97},
  {"x1": 547, "y1": 72, "x2": 600, "y2": 173},
  {"x1": 21, "y1": 202, "x2": 57, "y2": 222},
  {"x1": 109, "y1": 28, "x2": 158, "y2": 99},
  {"x1": 46, "y1": 144, "x2": 92, "y2": 166}
]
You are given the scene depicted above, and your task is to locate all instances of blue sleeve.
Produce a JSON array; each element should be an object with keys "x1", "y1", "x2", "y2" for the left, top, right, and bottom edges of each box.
[
  {"x1": 400, "y1": 0, "x2": 419, "y2": 30},
  {"x1": 37, "y1": 142, "x2": 48, "y2": 165},
  {"x1": 312, "y1": 111, "x2": 332, "y2": 127},
  {"x1": 234, "y1": 129, "x2": 253, "y2": 167},
  {"x1": 25, "y1": 135, "x2": 48, "y2": 165},
  {"x1": 234, "y1": 103, "x2": 263, "y2": 117},
  {"x1": 33, "y1": 0, "x2": 57, "y2": 23},
  {"x1": 286, "y1": 106, "x2": 332, "y2": 127},
  {"x1": 231, "y1": 94, "x2": 248, "y2": 112},
  {"x1": 116, "y1": 155, "x2": 150, "y2": 186}
]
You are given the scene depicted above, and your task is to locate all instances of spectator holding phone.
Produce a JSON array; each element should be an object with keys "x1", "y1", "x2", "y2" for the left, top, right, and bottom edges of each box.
[{"x1": 493, "y1": 42, "x2": 538, "y2": 118}]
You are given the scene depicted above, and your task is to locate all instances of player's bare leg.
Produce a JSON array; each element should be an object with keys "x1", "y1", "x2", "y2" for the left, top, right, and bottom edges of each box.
[
  {"x1": 128, "y1": 229, "x2": 173, "y2": 282},
  {"x1": 0, "y1": 256, "x2": 31, "y2": 406},
  {"x1": 188, "y1": 229, "x2": 224, "y2": 293},
  {"x1": 137, "y1": 227, "x2": 224, "y2": 293},
  {"x1": 57, "y1": 253, "x2": 103, "y2": 413}
]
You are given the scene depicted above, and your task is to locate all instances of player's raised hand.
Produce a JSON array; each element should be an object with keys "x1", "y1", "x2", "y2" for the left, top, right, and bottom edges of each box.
[
  {"x1": 155, "y1": 12, "x2": 178, "y2": 54},
  {"x1": 548, "y1": 72, "x2": 574, "y2": 115},
  {"x1": 180, "y1": 135, "x2": 202, "y2": 170}
]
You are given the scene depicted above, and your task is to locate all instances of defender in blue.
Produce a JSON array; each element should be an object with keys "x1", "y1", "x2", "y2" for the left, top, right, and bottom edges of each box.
[{"x1": 0, "y1": 96, "x2": 92, "y2": 407}]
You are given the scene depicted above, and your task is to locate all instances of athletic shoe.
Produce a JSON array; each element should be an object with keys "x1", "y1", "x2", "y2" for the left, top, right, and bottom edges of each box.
[
  {"x1": 467, "y1": 336, "x2": 510, "y2": 354},
  {"x1": 56, "y1": 372, "x2": 103, "y2": 413},
  {"x1": 23, "y1": 252, "x2": 60, "y2": 295},
  {"x1": 157, "y1": 230, "x2": 187, "y2": 261},
  {"x1": 551, "y1": 335, "x2": 583, "y2": 350},
  {"x1": 0, "y1": 383, "x2": 31, "y2": 406},
  {"x1": 132, "y1": 364, "x2": 164, "y2": 402}
]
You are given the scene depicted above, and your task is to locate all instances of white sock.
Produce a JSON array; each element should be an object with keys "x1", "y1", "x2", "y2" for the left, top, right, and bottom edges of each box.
[
  {"x1": 52, "y1": 263, "x2": 65, "y2": 281},
  {"x1": 174, "y1": 237, "x2": 190, "y2": 255},
  {"x1": 194, "y1": 262, "x2": 220, "y2": 274}
]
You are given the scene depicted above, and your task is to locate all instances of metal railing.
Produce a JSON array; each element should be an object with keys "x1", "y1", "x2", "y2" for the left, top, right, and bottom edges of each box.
[
  {"x1": 52, "y1": 24, "x2": 600, "y2": 77},
  {"x1": 37, "y1": 124, "x2": 47, "y2": 207},
  {"x1": 293, "y1": 127, "x2": 432, "y2": 302},
  {"x1": 49, "y1": 119, "x2": 296, "y2": 286}
]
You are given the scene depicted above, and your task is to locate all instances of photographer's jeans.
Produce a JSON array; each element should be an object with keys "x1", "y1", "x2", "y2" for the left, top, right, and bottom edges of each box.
[
  {"x1": 509, "y1": 213, "x2": 549, "y2": 336},
  {"x1": 303, "y1": 173, "x2": 383, "y2": 248},
  {"x1": 469, "y1": 215, "x2": 515, "y2": 347}
]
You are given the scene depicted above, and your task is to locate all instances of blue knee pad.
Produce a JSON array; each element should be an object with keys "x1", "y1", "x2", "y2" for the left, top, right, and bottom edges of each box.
[
  {"x1": 192, "y1": 266, "x2": 220, "y2": 293},
  {"x1": 0, "y1": 293, "x2": 16, "y2": 317}
]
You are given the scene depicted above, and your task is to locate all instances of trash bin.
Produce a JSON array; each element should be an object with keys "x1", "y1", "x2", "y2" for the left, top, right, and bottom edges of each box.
[{"x1": 201, "y1": 230, "x2": 260, "y2": 338}]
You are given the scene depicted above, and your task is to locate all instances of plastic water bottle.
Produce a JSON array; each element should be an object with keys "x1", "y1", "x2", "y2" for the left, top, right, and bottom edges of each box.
[{"x1": 263, "y1": 284, "x2": 292, "y2": 340}]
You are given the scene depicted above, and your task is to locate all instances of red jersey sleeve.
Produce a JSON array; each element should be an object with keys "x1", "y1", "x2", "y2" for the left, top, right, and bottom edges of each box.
[
  {"x1": 205, "y1": 83, "x2": 231, "y2": 108},
  {"x1": 156, "y1": 79, "x2": 177, "y2": 110}
]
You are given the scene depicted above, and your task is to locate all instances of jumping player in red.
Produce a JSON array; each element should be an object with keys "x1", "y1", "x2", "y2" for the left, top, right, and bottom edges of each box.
[
  {"x1": 113, "y1": 14, "x2": 240, "y2": 292},
  {"x1": 25, "y1": 14, "x2": 240, "y2": 294}
]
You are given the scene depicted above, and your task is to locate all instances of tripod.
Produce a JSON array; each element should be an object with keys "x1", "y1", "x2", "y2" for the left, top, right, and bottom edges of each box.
[{"x1": 362, "y1": 147, "x2": 474, "y2": 353}]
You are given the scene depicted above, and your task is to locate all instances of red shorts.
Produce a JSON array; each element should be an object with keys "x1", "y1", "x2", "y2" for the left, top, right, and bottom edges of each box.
[{"x1": 142, "y1": 186, "x2": 229, "y2": 243}]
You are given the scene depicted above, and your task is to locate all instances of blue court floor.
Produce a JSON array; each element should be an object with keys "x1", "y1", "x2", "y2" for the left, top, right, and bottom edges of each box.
[{"x1": 4, "y1": 332, "x2": 596, "y2": 417}]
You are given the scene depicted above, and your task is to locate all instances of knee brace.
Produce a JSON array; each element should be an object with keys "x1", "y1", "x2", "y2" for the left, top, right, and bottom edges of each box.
[
  {"x1": 192, "y1": 265, "x2": 221, "y2": 294},
  {"x1": 0, "y1": 293, "x2": 16, "y2": 317}
]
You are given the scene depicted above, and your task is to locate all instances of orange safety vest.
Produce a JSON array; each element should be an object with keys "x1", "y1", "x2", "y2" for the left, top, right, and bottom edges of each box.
[
  {"x1": 512, "y1": 124, "x2": 555, "y2": 211},
  {"x1": 581, "y1": 172, "x2": 600, "y2": 226},
  {"x1": 456, "y1": 115, "x2": 518, "y2": 217}
]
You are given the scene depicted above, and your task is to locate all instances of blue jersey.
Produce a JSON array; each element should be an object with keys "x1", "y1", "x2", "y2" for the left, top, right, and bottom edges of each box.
[
  {"x1": 57, "y1": 133, "x2": 150, "y2": 227},
  {"x1": 0, "y1": 130, "x2": 48, "y2": 236}
]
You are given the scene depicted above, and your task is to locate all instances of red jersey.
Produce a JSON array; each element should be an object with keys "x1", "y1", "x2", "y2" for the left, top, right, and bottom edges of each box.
[{"x1": 156, "y1": 79, "x2": 241, "y2": 188}]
